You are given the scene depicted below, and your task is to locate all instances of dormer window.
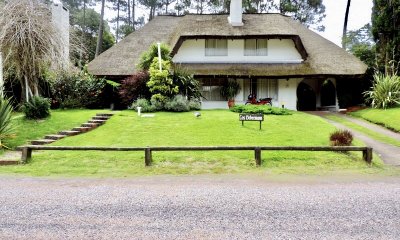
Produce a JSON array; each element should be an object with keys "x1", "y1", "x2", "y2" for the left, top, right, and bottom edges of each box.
[
  {"x1": 244, "y1": 39, "x2": 268, "y2": 56},
  {"x1": 205, "y1": 39, "x2": 228, "y2": 56}
]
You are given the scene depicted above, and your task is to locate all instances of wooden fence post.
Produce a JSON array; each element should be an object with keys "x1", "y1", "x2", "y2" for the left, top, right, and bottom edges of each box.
[
  {"x1": 145, "y1": 147, "x2": 152, "y2": 166},
  {"x1": 21, "y1": 147, "x2": 32, "y2": 164},
  {"x1": 363, "y1": 147, "x2": 373, "y2": 164},
  {"x1": 255, "y1": 147, "x2": 262, "y2": 166}
]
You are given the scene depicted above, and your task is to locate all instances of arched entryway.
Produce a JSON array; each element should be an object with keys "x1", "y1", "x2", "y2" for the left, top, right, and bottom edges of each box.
[
  {"x1": 297, "y1": 82, "x2": 316, "y2": 111},
  {"x1": 320, "y1": 80, "x2": 336, "y2": 106}
]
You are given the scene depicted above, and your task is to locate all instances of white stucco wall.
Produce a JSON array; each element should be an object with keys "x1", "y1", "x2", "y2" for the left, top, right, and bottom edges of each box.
[
  {"x1": 277, "y1": 78, "x2": 302, "y2": 110},
  {"x1": 173, "y1": 39, "x2": 303, "y2": 63}
]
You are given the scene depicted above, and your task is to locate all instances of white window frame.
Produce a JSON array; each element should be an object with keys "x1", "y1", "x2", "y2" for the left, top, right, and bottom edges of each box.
[
  {"x1": 244, "y1": 39, "x2": 268, "y2": 56},
  {"x1": 205, "y1": 39, "x2": 228, "y2": 56}
]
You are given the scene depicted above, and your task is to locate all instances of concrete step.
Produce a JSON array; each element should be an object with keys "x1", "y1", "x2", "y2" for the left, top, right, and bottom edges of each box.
[
  {"x1": 45, "y1": 134, "x2": 66, "y2": 140},
  {"x1": 81, "y1": 123, "x2": 99, "y2": 128},
  {"x1": 92, "y1": 116, "x2": 110, "y2": 120},
  {"x1": 0, "y1": 160, "x2": 20, "y2": 165},
  {"x1": 88, "y1": 119, "x2": 106, "y2": 125},
  {"x1": 31, "y1": 139, "x2": 56, "y2": 145},
  {"x1": 72, "y1": 127, "x2": 92, "y2": 132},
  {"x1": 96, "y1": 113, "x2": 114, "y2": 117},
  {"x1": 59, "y1": 130, "x2": 81, "y2": 136}
]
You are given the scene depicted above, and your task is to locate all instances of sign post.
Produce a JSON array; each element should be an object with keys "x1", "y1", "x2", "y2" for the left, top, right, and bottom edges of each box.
[{"x1": 239, "y1": 114, "x2": 264, "y2": 130}]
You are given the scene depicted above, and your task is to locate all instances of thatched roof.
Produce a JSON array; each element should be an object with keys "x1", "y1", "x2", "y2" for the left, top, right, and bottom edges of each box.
[{"x1": 88, "y1": 14, "x2": 367, "y2": 78}]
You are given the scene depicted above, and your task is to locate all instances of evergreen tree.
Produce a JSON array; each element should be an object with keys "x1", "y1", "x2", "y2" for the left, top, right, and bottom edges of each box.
[
  {"x1": 279, "y1": 0, "x2": 326, "y2": 31},
  {"x1": 372, "y1": 0, "x2": 400, "y2": 75}
]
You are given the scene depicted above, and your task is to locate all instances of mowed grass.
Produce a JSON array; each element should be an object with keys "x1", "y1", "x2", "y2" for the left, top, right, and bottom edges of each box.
[
  {"x1": 5, "y1": 109, "x2": 104, "y2": 149},
  {"x1": 325, "y1": 114, "x2": 400, "y2": 147},
  {"x1": 0, "y1": 110, "x2": 388, "y2": 177},
  {"x1": 349, "y1": 107, "x2": 400, "y2": 132}
]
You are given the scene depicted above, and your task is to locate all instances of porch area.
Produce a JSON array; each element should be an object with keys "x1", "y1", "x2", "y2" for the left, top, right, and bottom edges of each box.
[{"x1": 198, "y1": 77, "x2": 339, "y2": 111}]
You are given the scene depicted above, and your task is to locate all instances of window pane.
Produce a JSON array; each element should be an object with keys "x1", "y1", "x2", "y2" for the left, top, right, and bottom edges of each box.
[
  {"x1": 244, "y1": 39, "x2": 256, "y2": 56},
  {"x1": 205, "y1": 39, "x2": 227, "y2": 56},
  {"x1": 257, "y1": 39, "x2": 268, "y2": 56}
]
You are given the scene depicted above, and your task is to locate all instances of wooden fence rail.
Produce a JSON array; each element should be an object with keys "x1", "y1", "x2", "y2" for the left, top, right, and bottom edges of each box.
[{"x1": 20, "y1": 145, "x2": 373, "y2": 166}]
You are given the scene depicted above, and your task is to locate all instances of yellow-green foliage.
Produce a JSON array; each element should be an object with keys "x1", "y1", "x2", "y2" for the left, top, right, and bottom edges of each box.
[{"x1": 147, "y1": 58, "x2": 178, "y2": 104}]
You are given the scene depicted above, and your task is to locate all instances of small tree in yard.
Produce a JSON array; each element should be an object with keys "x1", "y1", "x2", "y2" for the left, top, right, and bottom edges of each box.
[
  {"x1": 0, "y1": 0, "x2": 64, "y2": 103},
  {"x1": 147, "y1": 58, "x2": 178, "y2": 106}
]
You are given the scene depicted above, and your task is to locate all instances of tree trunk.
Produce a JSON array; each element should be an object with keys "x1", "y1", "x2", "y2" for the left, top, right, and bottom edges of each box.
[
  {"x1": 342, "y1": 0, "x2": 351, "y2": 49},
  {"x1": 132, "y1": 0, "x2": 135, "y2": 30},
  {"x1": 128, "y1": 0, "x2": 131, "y2": 28},
  {"x1": 95, "y1": 0, "x2": 105, "y2": 57},
  {"x1": 116, "y1": 0, "x2": 120, "y2": 43}
]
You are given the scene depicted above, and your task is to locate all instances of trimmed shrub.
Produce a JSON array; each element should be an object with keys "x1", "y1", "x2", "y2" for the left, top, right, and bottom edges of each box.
[
  {"x1": 51, "y1": 71, "x2": 109, "y2": 109},
  {"x1": 364, "y1": 73, "x2": 400, "y2": 109},
  {"x1": 131, "y1": 98, "x2": 156, "y2": 113},
  {"x1": 165, "y1": 95, "x2": 190, "y2": 112},
  {"x1": 188, "y1": 99, "x2": 201, "y2": 110},
  {"x1": 22, "y1": 96, "x2": 51, "y2": 119},
  {"x1": 329, "y1": 129, "x2": 353, "y2": 146},
  {"x1": 231, "y1": 105, "x2": 292, "y2": 115},
  {"x1": 119, "y1": 71, "x2": 150, "y2": 105}
]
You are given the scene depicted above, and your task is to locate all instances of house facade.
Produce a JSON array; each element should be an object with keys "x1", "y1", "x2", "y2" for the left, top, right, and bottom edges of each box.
[{"x1": 88, "y1": 0, "x2": 367, "y2": 111}]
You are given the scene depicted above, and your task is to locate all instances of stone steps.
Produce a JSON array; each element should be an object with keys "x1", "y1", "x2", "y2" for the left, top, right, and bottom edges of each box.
[
  {"x1": 81, "y1": 123, "x2": 99, "y2": 128},
  {"x1": 59, "y1": 130, "x2": 81, "y2": 136},
  {"x1": 72, "y1": 127, "x2": 92, "y2": 132},
  {"x1": 31, "y1": 139, "x2": 56, "y2": 145},
  {"x1": 88, "y1": 119, "x2": 106, "y2": 125},
  {"x1": 0, "y1": 160, "x2": 20, "y2": 166},
  {"x1": 26, "y1": 112, "x2": 114, "y2": 147},
  {"x1": 45, "y1": 134, "x2": 67, "y2": 140},
  {"x1": 92, "y1": 116, "x2": 110, "y2": 120},
  {"x1": 96, "y1": 113, "x2": 114, "y2": 117}
]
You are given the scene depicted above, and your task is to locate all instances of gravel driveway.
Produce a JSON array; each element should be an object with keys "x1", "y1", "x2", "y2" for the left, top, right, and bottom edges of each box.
[{"x1": 1, "y1": 175, "x2": 399, "y2": 239}]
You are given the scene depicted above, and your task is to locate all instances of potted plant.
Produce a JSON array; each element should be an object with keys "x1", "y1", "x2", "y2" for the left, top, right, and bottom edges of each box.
[{"x1": 220, "y1": 80, "x2": 240, "y2": 108}]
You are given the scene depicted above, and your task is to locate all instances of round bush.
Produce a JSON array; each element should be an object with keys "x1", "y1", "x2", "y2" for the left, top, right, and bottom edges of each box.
[
  {"x1": 22, "y1": 96, "x2": 51, "y2": 119},
  {"x1": 330, "y1": 129, "x2": 353, "y2": 146},
  {"x1": 131, "y1": 98, "x2": 156, "y2": 113},
  {"x1": 165, "y1": 95, "x2": 190, "y2": 112}
]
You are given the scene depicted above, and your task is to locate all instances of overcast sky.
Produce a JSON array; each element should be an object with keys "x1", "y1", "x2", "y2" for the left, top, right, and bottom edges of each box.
[
  {"x1": 320, "y1": 0, "x2": 373, "y2": 46},
  {"x1": 102, "y1": 0, "x2": 374, "y2": 47}
]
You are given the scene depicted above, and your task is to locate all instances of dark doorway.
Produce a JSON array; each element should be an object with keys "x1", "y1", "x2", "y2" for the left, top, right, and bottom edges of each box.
[
  {"x1": 297, "y1": 82, "x2": 316, "y2": 111},
  {"x1": 321, "y1": 80, "x2": 336, "y2": 106}
]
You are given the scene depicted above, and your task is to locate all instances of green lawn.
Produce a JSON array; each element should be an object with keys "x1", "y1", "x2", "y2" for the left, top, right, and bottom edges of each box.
[
  {"x1": 5, "y1": 109, "x2": 105, "y2": 149},
  {"x1": 349, "y1": 107, "x2": 400, "y2": 132},
  {"x1": 326, "y1": 114, "x2": 400, "y2": 147},
  {"x1": 0, "y1": 110, "x2": 389, "y2": 177}
]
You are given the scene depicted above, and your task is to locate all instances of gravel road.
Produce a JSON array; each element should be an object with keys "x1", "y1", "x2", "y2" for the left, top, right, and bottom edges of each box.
[{"x1": 1, "y1": 175, "x2": 399, "y2": 240}]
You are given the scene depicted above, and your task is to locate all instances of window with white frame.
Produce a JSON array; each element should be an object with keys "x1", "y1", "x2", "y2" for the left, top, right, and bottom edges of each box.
[
  {"x1": 244, "y1": 39, "x2": 268, "y2": 56},
  {"x1": 257, "y1": 79, "x2": 278, "y2": 100},
  {"x1": 205, "y1": 39, "x2": 228, "y2": 56}
]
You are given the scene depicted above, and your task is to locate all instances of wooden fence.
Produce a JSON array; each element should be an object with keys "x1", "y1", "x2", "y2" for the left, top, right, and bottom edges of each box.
[{"x1": 20, "y1": 145, "x2": 373, "y2": 166}]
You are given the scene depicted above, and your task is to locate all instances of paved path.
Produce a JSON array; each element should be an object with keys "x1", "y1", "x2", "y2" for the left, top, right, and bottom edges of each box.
[
  {"x1": 310, "y1": 112, "x2": 400, "y2": 166},
  {"x1": 0, "y1": 175, "x2": 399, "y2": 239}
]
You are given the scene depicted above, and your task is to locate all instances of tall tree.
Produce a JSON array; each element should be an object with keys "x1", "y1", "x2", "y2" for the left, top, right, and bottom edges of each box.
[
  {"x1": 372, "y1": 0, "x2": 400, "y2": 75},
  {"x1": 71, "y1": 8, "x2": 115, "y2": 64},
  {"x1": 279, "y1": 0, "x2": 326, "y2": 31},
  {"x1": 95, "y1": 0, "x2": 106, "y2": 57},
  {"x1": 138, "y1": 0, "x2": 160, "y2": 20},
  {"x1": 342, "y1": 0, "x2": 351, "y2": 49}
]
